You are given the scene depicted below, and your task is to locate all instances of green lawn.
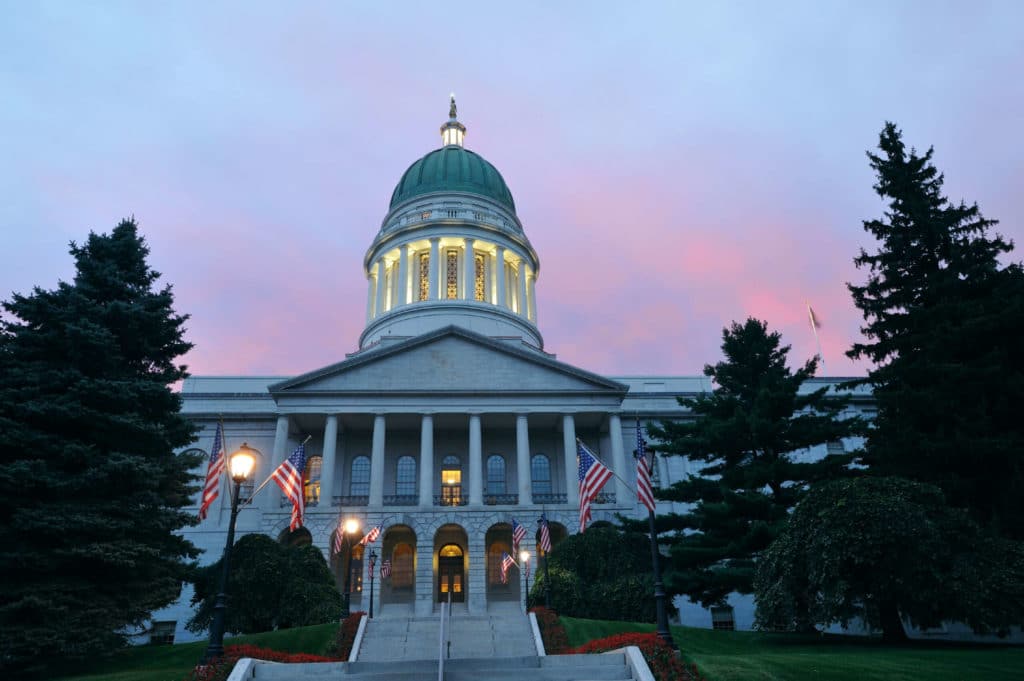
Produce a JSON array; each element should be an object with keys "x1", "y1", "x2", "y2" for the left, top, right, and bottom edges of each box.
[
  {"x1": 561, "y1": 617, "x2": 1024, "y2": 681},
  {"x1": 48, "y1": 623, "x2": 339, "y2": 681}
]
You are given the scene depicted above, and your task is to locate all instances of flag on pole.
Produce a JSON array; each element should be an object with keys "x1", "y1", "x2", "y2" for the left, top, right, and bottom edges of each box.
[
  {"x1": 359, "y1": 525, "x2": 382, "y2": 546},
  {"x1": 577, "y1": 440, "x2": 613, "y2": 533},
  {"x1": 636, "y1": 418, "x2": 656, "y2": 514},
  {"x1": 332, "y1": 520, "x2": 345, "y2": 556},
  {"x1": 500, "y1": 551, "x2": 516, "y2": 584},
  {"x1": 381, "y1": 559, "x2": 391, "y2": 579},
  {"x1": 199, "y1": 422, "x2": 226, "y2": 520},
  {"x1": 511, "y1": 518, "x2": 526, "y2": 553},
  {"x1": 271, "y1": 444, "x2": 307, "y2": 531},
  {"x1": 538, "y1": 514, "x2": 552, "y2": 554}
]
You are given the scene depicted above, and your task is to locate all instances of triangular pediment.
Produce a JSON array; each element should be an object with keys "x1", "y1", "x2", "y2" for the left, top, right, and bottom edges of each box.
[{"x1": 269, "y1": 326, "x2": 626, "y2": 396}]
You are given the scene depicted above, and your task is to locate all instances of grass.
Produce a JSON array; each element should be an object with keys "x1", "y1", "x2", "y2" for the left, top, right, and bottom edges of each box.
[
  {"x1": 560, "y1": 617, "x2": 1024, "y2": 681},
  {"x1": 48, "y1": 622, "x2": 339, "y2": 681}
]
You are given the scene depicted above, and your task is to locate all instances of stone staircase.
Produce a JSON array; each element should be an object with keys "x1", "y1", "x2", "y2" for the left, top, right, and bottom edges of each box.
[{"x1": 358, "y1": 613, "x2": 536, "y2": 661}]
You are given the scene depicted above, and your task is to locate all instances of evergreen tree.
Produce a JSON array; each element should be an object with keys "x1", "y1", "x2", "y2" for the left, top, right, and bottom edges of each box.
[
  {"x1": 648, "y1": 318, "x2": 859, "y2": 608},
  {"x1": 0, "y1": 219, "x2": 200, "y2": 674},
  {"x1": 847, "y1": 123, "x2": 1024, "y2": 539}
]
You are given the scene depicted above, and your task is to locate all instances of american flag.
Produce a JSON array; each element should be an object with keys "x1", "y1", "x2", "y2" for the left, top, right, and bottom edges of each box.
[
  {"x1": 332, "y1": 520, "x2": 346, "y2": 555},
  {"x1": 511, "y1": 518, "x2": 526, "y2": 553},
  {"x1": 198, "y1": 422, "x2": 226, "y2": 520},
  {"x1": 636, "y1": 418, "x2": 656, "y2": 513},
  {"x1": 538, "y1": 514, "x2": 552, "y2": 554},
  {"x1": 271, "y1": 444, "x2": 307, "y2": 531},
  {"x1": 359, "y1": 525, "x2": 382, "y2": 546},
  {"x1": 577, "y1": 440, "x2": 613, "y2": 533},
  {"x1": 381, "y1": 559, "x2": 391, "y2": 579},
  {"x1": 500, "y1": 551, "x2": 516, "y2": 584}
]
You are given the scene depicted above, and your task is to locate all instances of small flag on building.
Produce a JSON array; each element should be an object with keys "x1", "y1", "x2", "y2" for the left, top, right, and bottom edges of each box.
[
  {"x1": 500, "y1": 551, "x2": 516, "y2": 584},
  {"x1": 271, "y1": 443, "x2": 307, "y2": 531},
  {"x1": 199, "y1": 422, "x2": 226, "y2": 520},
  {"x1": 359, "y1": 525, "x2": 382, "y2": 546},
  {"x1": 577, "y1": 440, "x2": 613, "y2": 533},
  {"x1": 511, "y1": 518, "x2": 526, "y2": 553},
  {"x1": 538, "y1": 514, "x2": 552, "y2": 554},
  {"x1": 636, "y1": 418, "x2": 656, "y2": 514},
  {"x1": 381, "y1": 559, "x2": 392, "y2": 579}
]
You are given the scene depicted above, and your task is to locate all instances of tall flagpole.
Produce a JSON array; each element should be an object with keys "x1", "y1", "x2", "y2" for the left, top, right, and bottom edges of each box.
[
  {"x1": 242, "y1": 434, "x2": 313, "y2": 506},
  {"x1": 636, "y1": 424, "x2": 676, "y2": 650}
]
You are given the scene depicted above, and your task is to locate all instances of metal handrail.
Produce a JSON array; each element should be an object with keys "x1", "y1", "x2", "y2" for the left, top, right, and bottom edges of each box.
[{"x1": 438, "y1": 590, "x2": 452, "y2": 681}]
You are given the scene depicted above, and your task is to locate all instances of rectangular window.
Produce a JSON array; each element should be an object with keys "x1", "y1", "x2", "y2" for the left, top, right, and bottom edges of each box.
[
  {"x1": 711, "y1": 606, "x2": 735, "y2": 631},
  {"x1": 474, "y1": 254, "x2": 486, "y2": 301},
  {"x1": 446, "y1": 250, "x2": 459, "y2": 299},
  {"x1": 150, "y1": 621, "x2": 176, "y2": 645},
  {"x1": 418, "y1": 253, "x2": 430, "y2": 301}
]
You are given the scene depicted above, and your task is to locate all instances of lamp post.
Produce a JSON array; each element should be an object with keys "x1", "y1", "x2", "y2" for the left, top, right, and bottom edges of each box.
[
  {"x1": 340, "y1": 518, "x2": 361, "y2": 618},
  {"x1": 202, "y1": 443, "x2": 257, "y2": 663},
  {"x1": 520, "y1": 549, "x2": 530, "y2": 610},
  {"x1": 368, "y1": 549, "x2": 378, "y2": 619}
]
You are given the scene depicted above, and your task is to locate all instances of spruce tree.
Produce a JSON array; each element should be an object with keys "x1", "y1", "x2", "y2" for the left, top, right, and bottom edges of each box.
[
  {"x1": 847, "y1": 123, "x2": 1024, "y2": 539},
  {"x1": 0, "y1": 219, "x2": 201, "y2": 674},
  {"x1": 648, "y1": 318, "x2": 859, "y2": 608}
]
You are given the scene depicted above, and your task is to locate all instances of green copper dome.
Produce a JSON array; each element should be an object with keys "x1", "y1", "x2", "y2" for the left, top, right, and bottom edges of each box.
[{"x1": 389, "y1": 146, "x2": 516, "y2": 213}]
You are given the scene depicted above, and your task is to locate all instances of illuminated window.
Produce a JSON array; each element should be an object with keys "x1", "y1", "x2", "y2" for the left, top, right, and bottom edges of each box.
[
  {"x1": 418, "y1": 252, "x2": 430, "y2": 301},
  {"x1": 486, "y1": 455, "x2": 505, "y2": 495},
  {"x1": 505, "y1": 263, "x2": 519, "y2": 310},
  {"x1": 392, "y1": 543, "x2": 415, "y2": 589},
  {"x1": 531, "y1": 454, "x2": 551, "y2": 496},
  {"x1": 350, "y1": 456, "x2": 370, "y2": 496},
  {"x1": 487, "y1": 542, "x2": 512, "y2": 586},
  {"x1": 396, "y1": 456, "x2": 416, "y2": 496},
  {"x1": 385, "y1": 261, "x2": 398, "y2": 309},
  {"x1": 441, "y1": 455, "x2": 462, "y2": 505},
  {"x1": 474, "y1": 254, "x2": 485, "y2": 301},
  {"x1": 446, "y1": 250, "x2": 459, "y2": 299},
  {"x1": 303, "y1": 455, "x2": 322, "y2": 505},
  {"x1": 350, "y1": 544, "x2": 364, "y2": 593}
]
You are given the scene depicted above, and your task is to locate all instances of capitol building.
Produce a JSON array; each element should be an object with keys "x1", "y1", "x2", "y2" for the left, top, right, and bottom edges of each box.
[{"x1": 154, "y1": 100, "x2": 868, "y2": 644}]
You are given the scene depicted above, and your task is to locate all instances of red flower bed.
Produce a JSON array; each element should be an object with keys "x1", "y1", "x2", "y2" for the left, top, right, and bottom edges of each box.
[
  {"x1": 529, "y1": 606, "x2": 570, "y2": 654},
  {"x1": 328, "y1": 611, "x2": 367, "y2": 660},
  {"x1": 184, "y1": 644, "x2": 341, "y2": 681},
  {"x1": 569, "y1": 631, "x2": 705, "y2": 681}
]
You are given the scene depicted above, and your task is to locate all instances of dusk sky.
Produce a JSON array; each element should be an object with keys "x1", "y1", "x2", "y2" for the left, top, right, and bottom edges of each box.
[{"x1": 3, "y1": 2, "x2": 1022, "y2": 379}]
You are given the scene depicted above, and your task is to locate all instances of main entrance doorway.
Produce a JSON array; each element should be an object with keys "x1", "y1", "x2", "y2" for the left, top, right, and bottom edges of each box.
[{"x1": 437, "y1": 544, "x2": 464, "y2": 602}]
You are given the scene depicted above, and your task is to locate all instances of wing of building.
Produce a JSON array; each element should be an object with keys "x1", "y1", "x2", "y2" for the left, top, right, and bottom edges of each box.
[{"x1": 152, "y1": 101, "x2": 874, "y2": 643}]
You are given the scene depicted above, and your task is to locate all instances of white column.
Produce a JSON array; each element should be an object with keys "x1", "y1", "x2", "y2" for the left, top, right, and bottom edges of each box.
[
  {"x1": 419, "y1": 414, "x2": 434, "y2": 507},
  {"x1": 320, "y1": 415, "x2": 339, "y2": 507},
  {"x1": 562, "y1": 414, "x2": 579, "y2": 507},
  {"x1": 369, "y1": 415, "x2": 386, "y2": 507},
  {"x1": 528, "y1": 271, "x2": 537, "y2": 323},
  {"x1": 397, "y1": 244, "x2": 409, "y2": 306},
  {"x1": 468, "y1": 414, "x2": 483, "y2": 506},
  {"x1": 518, "y1": 261, "x2": 529, "y2": 316},
  {"x1": 516, "y1": 414, "x2": 531, "y2": 505},
  {"x1": 609, "y1": 413, "x2": 629, "y2": 506},
  {"x1": 429, "y1": 238, "x2": 440, "y2": 300},
  {"x1": 268, "y1": 415, "x2": 290, "y2": 510},
  {"x1": 366, "y1": 273, "x2": 375, "y2": 321},
  {"x1": 375, "y1": 259, "x2": 386, "y2": 316},
  {"x1": 495, "y1": 246, "x2": 506, "y2": 309},
  {"x1": 463, "y1": 238, "x2": 475, "y2": 300}
]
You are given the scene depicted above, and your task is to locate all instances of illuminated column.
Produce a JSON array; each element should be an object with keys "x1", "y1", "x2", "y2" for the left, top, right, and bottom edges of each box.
[
  {"x1": 516, "y1": 414, "x2": 531, "y2": 505},
  {"x1": 398, "y1": 244, "x2": 409, "y2": 306},
  {"x1": 320, "y1": 415, "x2": 339, "y2": 507},
  {"x1": 463, "y1": 238, "x2": 475, "y2": 300},
  {"x1": 562, "y1": 414, "x2": 579, "y2": 507},
  {"x1": 369, "y1": 415, "x2": 386, "y2": 507},
  {"x1": 495, "y1": 246, "x2": 506, "y2": 309},
  {"x1": 468, "y1": 414, "x2": 483, "y2": 506},
  {"x1": 528, "y1": 271, "x2": 537, "y2": 323},
  {"x1": 419, "y1": 414, "x2": 434, "y2": 507},
  {"x1": 609, "y1": 414, "x2": 629, "y2": 506},
  {"x1": 429, "y1": 238, "x2": 440, "y2": 301},
  {"x1": 518, "y1": 260, "x2": 529, "y2": 316},
  {"x1": 375, "y1": 259, "x2": 386, "y2": 316},
  {"x1": 366, "y1": 272, "x2": 375, "y2": 321},
  {"x1": 267, "y1": 415, "x2": 290, "y2": 510}
]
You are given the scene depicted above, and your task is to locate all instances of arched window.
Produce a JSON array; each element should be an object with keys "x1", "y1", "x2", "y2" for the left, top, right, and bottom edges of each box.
[
  {"x1": 487, "y1": 541, "x2": 512, "y2": 586},
  {"x1": 303, "y1": 455, "x2": 322, "y2": 505},
  {"x1": 396, "y1": 456, "x2": 416, "y2": 496},
  {"x1": 392, "y1": 543, "x2": 415, "y2": 589},
  {"x1": 350, "y1": 456, "x2": 370, "y2": 496},
  {"x1": 486, "y1": 455, "x2": 506, "y2": 495},
  {"x1": 441, "y1": 455, "x2": 462, "y2": 505},
  {"x1": 531, "y1": 454, "x2": 551, "y2": 495}
]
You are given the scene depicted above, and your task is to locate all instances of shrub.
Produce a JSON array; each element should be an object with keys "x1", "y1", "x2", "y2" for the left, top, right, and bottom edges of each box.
[
  {"x1": 528, "y1": 606, "x2": 570, "y2": 654},
  {"x1": 326, "y1": 611, "x2": 366, "y2": 659},
  {"x1": 183, "y1": 645, "x2": 340, "y2": 681},
  {"x1": 569, "y1": 632, "x2": 702, "y2": 681}
]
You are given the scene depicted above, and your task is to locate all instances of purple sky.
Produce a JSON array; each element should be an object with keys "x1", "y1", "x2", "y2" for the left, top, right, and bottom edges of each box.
[{"x1": 3, "y1": 2, "x2": 1022, "y2": 378}]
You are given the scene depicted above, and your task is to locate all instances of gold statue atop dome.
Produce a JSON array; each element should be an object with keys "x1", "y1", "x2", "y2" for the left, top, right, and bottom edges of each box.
[{"x1": 449, "y1": 93, "x2": 457, "y2": 119}]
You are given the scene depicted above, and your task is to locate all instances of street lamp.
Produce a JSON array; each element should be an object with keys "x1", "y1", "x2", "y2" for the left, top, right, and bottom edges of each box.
[
  {"x1": 367, "y1": 549, "x2": 378, "y2": 619},
  {"x1": 340, "y1": 518, "x2": 361, "y2": 618},
  {"x1": 202, "y1": 443, "x2": 258, "y2": 663},
  {"x1": 520, "y1": 549, "x2": 531, "y2": 609}
]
